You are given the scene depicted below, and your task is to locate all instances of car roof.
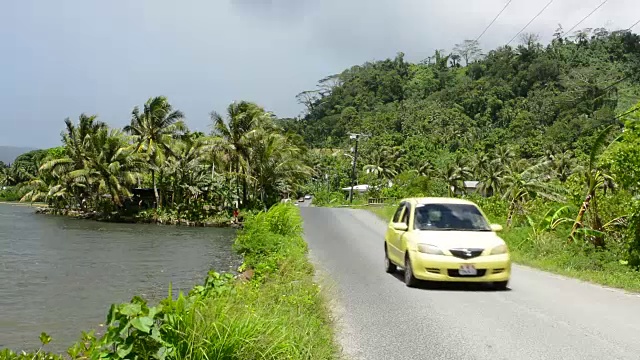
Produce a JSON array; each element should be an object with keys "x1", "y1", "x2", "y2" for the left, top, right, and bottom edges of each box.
[{"x1": 402, "y1": 197, "x2": 478, "y2": 206}]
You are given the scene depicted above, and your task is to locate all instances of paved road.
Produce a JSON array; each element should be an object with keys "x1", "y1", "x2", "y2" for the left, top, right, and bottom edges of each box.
[{"x1": 300, "y1": 207, "x2": 640, "y2": 360}]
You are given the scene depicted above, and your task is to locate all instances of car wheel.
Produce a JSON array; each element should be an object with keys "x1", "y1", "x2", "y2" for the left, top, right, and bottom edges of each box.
[
  {"x1": 384, "y1": 244, "x2": 397, "y2": 274},
  {"x1": 404, "y1": 254, "x2": 419, "y2": 288},
  {"x1": 494, "y1": 281, "x2": 509, "y2": 291}
]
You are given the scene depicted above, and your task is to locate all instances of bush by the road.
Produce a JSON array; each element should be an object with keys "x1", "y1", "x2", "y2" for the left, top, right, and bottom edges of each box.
[{"x1": 0, "y1": 204, "x2": 338, "y2": 360}]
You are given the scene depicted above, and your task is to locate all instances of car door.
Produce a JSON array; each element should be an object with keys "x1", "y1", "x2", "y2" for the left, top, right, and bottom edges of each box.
[
  {"x1": 386, "y1": 202, "x2": 410, "y2": 264},
  {"x1": 395, "y1": 203, "x2": 412, "y2": 256}
]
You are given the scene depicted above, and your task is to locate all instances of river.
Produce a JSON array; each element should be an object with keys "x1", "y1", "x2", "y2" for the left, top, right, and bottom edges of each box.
[{"x1": 0, "y1": 203, "x2": 240, "y2": 353}]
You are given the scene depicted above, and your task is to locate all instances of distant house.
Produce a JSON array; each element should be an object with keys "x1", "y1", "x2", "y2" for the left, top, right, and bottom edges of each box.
[
  {"x1": 463, "y1": 181, "x2": 480, "y2": 192},
  {"x1": 341, "y1": 184, "x2": 372, "y2": 194},
  {"x1": 451, "y1": 181, "x2": 481, "y2": 195}
]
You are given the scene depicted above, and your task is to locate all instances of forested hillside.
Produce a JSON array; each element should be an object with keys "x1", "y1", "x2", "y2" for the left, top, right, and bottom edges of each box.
[
  {"x1": 283, "y1": 29, "x2": 640, "y2": 189},
  {"x1": 288, "y1": 28, "x2": 640, "y2": 278}
]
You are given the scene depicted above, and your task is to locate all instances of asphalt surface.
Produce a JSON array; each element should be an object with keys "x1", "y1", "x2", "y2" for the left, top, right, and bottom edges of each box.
[{"x1": 300, "y1": 207, "x2": 640, "y2": 360}]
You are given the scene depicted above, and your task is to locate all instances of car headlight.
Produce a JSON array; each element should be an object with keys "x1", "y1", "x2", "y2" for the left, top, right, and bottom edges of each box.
[
  {"x1": 417, "y1": 244, "x2": 444, "y2": 255},
  {"x1": 490, "y1": 244, "x2": 508, "y2": 255}
]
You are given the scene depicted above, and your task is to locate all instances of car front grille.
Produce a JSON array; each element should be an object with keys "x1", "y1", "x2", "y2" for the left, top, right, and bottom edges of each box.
[
  {"x1": 447, "y1": 269, "x2": 487, "y2": 278},
  {"x1": 449, "y1": 248, "x2": 484, "y2": 259}
]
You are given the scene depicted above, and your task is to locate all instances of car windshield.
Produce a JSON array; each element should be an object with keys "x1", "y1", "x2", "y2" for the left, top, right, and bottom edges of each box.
[{"x1": 414, "y1": 203, "x2": 491, "y2": 231}]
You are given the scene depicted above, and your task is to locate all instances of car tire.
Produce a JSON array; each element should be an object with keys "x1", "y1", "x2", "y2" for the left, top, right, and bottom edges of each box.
[
  {"x1": 404, "y1": 254, "x2": 419, "y2": 288},
  {"x1": 384, "y1": 244, "x2": 397, "y2": 274},
  {"x1": 493, "y1": 281, "x2": 509, "y2": 291}
]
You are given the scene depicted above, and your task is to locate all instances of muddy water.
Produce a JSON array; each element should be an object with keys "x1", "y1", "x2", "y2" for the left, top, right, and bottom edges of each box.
[{"x1": 0, "y1": 203, "x2": 240, "y2": 353}]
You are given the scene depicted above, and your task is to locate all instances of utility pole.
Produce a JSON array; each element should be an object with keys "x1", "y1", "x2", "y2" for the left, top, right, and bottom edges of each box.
[{"x1": 348, "y1": 133, "x2": 368, "y2": 204}]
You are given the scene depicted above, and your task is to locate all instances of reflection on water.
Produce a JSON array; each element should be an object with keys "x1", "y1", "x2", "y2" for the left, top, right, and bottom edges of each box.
[{"x1": 0, "y1": 204, "x2": 240, "y2": 353}]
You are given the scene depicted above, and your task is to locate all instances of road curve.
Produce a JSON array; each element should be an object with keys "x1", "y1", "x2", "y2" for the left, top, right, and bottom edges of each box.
[{"x1": 300, "y1": 207, "x2": 640, "y2": 360}]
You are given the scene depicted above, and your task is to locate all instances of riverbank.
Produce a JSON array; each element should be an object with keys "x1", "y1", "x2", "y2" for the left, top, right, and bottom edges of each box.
[
  {"x1": 367, "y1": 204, "x2": 640, "y2": 293},
  {"x1": 32, "y1": 207, "x2": 235, "y2": 228},
  {"x1": 0, "y1": 201, "x2": 47, "y2": 207},
  {"x1": 1, "y1": 204, "x2": 338, "y2": 359}
]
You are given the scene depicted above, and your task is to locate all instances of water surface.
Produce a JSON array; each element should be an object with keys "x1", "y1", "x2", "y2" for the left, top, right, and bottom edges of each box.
[{"x1": 0, "y1": 204, "x2": 239, "y2": 353}]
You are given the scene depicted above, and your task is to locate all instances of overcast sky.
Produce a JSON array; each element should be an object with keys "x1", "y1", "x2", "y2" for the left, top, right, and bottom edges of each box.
[{"x1": 1, "y1": 0, "x2": 638, "y2": 148}]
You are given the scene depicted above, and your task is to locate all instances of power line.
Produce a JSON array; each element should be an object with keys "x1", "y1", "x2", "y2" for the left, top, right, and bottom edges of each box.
[
  {"x1": 555, "y1": 74, "x2": 631, "y2": 107},
  {"x1": 562, "y1": 0, "x2": 609, "y2": 37},
  {"x1": 476, "y1": 0, "x2": 513, "y2": 41},
  {"x1": 614, "y1": 105, "x2": 640, "y2": 121},
  {"x1": 506, "y1": 0, "x2": 555, "y2": 46},
  {"x1": 628, "y1": 18, "x2": 640, "y2": 31}
]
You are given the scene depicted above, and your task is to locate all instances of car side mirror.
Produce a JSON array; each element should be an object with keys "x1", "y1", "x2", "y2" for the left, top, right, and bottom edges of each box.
[
  {"x1": 490, "y1": 224, "x2": 503, "y2": 232},
  {"x1": 392, "y1": 222, "x2": 408, "y2": 232}
]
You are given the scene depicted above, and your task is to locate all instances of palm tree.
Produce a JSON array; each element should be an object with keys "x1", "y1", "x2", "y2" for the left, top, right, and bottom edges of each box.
[
  {"x1": 0, "y1": 165, "x2": 14, "y2": 187},
  {"x1": 550, "y1": 150, "x2": 579, "y2": 182},
  {"x1": 442, "y1": 153, "x2": 473, "y2": 197},
  {"x1": 162, "y1": 132, "x2": 220, "y2": 208},
  {"x1": 211, "y1": 101, "x2": 270, "y2": 206},
  {"x1": 362, "y1": 146, "x2": 403, "y2": 181},
  {"x1": 125, "y1": 96, "x2": 185, "y2": 208},
  {"x1": 83, "y1": 128, "x2": 144, "y2": 207},
  {"x1": 473, "y1": 153, "x2": 491, "y2": 177},
  {"x1": 40, "y1": 114, "x2": 107, "y2": 209},
  {"x1": 477, "y1": 161, "x2": 505, "y2": 197},
  {"x1": 409, "y1": 159, "x2": 435, "y2": 178},
  {"x1": 502, "y1": 161, "x2": 565, "y2": 227},
  {"x1": 244, "y1": 128, "x2": 312, "y2": 209},
  {"x1": 494, "y1": 145, "x2": 516, "y2": 167}
]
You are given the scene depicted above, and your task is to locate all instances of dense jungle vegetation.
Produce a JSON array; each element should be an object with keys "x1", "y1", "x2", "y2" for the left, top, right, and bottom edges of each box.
[
  {"x1": 0, "y1": 99, "x2": 311, "y2": 224},
  {"x1": 290, "y1": 28, "x2": 640, "y2": 281}
]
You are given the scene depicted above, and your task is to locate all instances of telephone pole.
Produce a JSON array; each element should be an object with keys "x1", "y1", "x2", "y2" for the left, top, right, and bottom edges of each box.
[{"x1": 348, "y1": 133, "x2": 368, "y2": 204}]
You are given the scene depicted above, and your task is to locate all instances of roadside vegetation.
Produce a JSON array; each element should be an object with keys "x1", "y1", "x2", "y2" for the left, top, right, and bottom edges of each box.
[
  {"x1": 0, "y1": 204, "x2": 338, "y2": 359},
  {"x1": 295, "y1": 29, "x2": 640, "y2": 292},
  {"x1": 0, "y1": 99, "x2": 310, "y2": 224}
]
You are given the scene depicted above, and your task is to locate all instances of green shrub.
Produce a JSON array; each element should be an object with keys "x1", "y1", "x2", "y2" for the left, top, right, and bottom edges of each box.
[
  {"x1": 311, "y1": 190, "x2": 346, "y2": 207},
  {"x1": 0, "y1": 187, "x2": 23, "y2": 201}
]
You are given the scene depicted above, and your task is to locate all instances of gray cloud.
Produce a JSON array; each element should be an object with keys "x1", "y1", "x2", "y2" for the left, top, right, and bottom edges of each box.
[{"x1": 1, "y1": 0, "x2": 638, "y2": 147}]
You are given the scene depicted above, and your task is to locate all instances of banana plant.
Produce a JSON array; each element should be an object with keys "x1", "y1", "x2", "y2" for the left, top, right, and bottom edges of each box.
[{"x1": 569, "y1": 125, "x2": 621, "y2": 245}]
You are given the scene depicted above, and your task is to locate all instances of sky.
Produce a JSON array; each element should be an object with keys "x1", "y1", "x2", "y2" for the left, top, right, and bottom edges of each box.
[{"x1": 1, "y1": 0, "x2": 638, "y2": 148}]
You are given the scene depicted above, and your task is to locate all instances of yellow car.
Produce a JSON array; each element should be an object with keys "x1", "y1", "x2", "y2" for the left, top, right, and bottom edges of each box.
[{"x1": 384, "y1": 197, "x2": 511, "y2": 289}]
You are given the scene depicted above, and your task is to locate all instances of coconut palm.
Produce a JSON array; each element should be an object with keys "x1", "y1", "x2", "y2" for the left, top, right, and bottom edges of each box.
[
  {"x1": 409, "y1": 159, "x2": 436, "y2": 178},
  {"x1": 244, "y1": 128, "x2": 312, "y2": 209},
  {"x1": 125, "y1": 96, "x2": 185, "y2": 208},
  {"x1": 211, "y1": 101, "x2": 271, "y2": 206},
  {"x1": 362, "y1": 146, "x2": 403, "y2": 181},
  {"x1": 550, "y1": 150, "x2": 579, "y2": 182},
  {"x1": 441, "y1": 153, "x2": 473, "y2": 197},
  {"x1": 502, "y1": 161, "x2": 565, "y2": 227},
  {"x1": 494, "y1": 145, "x2": 516, "y2": 167},
  {"x1": 83, "y1": 128, "x2": 144, "y2": 207},
  {"x1": 162, "y1": 132, "x2": 221, "y2": 208},
  {"x1": 40, "y1": 114, "x2": 107, "y2": 209},
  {"x1": 0, "y1": 165, "x2": 14, "y2": 187},
  {"x1": 477, "y1": 161, "x2": 505, "y2": 197}
]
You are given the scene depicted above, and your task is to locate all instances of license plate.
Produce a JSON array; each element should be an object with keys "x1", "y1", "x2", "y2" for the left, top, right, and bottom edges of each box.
[{"x1": 459, "y1": 264, "x2": 477, "y2": 276}]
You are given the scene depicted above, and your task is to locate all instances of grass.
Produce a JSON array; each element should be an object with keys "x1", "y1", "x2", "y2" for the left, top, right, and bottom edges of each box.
[
  {"x1": 1, "y1": 204, "x2": 339, "y2": 360},
  {"x1": 499, "y1": 227, "x2": 640, "y2": 292},
  {"x1": 367, "y1": 205, "x2": 396, "y2": 222},
  {"x1": 367, "y1": 205, "x2": 640, "y2": 293}
]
